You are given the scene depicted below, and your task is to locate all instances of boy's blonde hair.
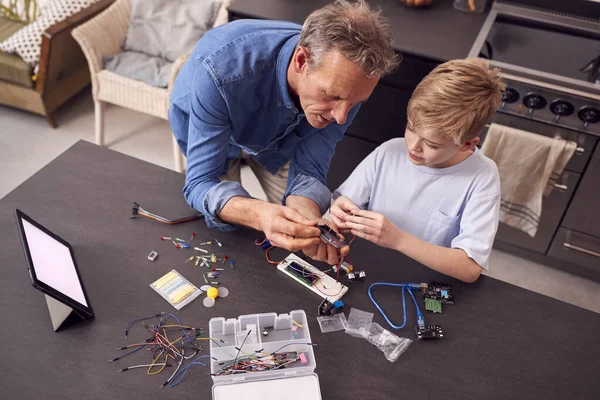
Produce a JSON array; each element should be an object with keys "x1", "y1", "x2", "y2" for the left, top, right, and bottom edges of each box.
[{"x1": 407, "y1": 58, "x2": 506, "y2": 145}]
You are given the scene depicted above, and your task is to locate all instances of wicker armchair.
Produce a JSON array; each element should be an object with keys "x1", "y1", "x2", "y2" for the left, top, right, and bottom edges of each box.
[{"x1": 72, "y1": 0, "x2": 230, "y2": 172}]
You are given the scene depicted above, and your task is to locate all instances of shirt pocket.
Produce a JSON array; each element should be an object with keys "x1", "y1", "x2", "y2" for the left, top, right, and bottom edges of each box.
[{"x1": 423, "y1": 209, "x2": 460, "y2": 247}]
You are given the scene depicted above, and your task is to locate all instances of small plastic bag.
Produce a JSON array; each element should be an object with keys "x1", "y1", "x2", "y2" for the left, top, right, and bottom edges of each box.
[
  {"x1": 363, "y1": 322, "x2": 412, "y2": 362},
  {"x1": 316, "y1": 313, "x2": 347, "y2": 333},
  {"x1": 345, "y1": 308, "x2": 374, "y2": 338}
]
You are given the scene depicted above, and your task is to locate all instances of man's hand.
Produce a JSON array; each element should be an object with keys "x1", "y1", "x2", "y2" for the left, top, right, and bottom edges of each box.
[
  {"x1": 344, "y1": 209, "x2": 403, "y2": 250},
  {"x1": 258, "y1": 203, "x2": 322, "y2": 251},
  {"x1": 302, "y1": 218, "x2": 350, "y2": 265},
  {"x1": 330, "y1": 196, "x2": 360, "y2": 233}
]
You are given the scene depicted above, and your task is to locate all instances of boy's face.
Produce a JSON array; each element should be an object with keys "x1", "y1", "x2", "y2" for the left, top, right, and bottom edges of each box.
[{"x1": 404, "y1": 126, "x2": 479, "y2": 169}]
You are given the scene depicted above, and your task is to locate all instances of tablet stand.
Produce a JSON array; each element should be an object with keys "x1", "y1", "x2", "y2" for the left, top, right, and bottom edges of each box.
[{"x1": 45, "y1": 295, "x2": 77, "y2": 331}]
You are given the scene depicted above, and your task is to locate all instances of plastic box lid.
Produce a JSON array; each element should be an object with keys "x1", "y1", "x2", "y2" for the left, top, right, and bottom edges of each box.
[{"x1": 209, "y1": 310, "x2": 321, "y2": 400}]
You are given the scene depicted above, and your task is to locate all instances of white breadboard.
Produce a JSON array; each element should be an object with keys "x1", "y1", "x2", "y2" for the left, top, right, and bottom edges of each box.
[{"x1": 277, "y1": 254, "x2": 348, "y2": 303}]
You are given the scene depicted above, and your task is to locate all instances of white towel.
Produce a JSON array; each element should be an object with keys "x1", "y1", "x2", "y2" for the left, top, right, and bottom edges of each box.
[{"x1": 481, "y1": 123, "x2": 576, "y2": 237}]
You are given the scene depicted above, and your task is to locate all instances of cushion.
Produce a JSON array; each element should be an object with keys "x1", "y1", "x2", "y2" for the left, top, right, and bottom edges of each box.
[
  {"x1": 0, "y1": 0, "x2": 97, "y2": 69},
  {"x1": 0, "y1": 17, "x2": 33, "y2": 87},
  {"x1": 103, "y1": 51, "x2": 173, "y2": 88},
  {"x1": 124, "y1": 0, "x2": 222, "y2": 63}
]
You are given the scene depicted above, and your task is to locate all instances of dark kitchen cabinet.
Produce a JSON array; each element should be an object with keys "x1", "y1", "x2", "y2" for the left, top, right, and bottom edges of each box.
[
  {"x1": 348, "y1": 84, "x2": 411, "y2": 144},
  {"x1": 562, "y1": 147, "x2": 600, "y2": 239},
  {"x1": 548, "y1": 229, "x2": 600, "y2": 276},
  {"x1": 495, "y1": 171, "x2": 581, "y2": 254},
  {"x1": 327, "y1": 135, "x2": 379, "y2": 191}
]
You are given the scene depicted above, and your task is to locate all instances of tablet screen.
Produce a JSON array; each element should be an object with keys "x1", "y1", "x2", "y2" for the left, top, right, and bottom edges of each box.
[{"x1": 20, "y1": 218, "x2": 88, "y2": 307}]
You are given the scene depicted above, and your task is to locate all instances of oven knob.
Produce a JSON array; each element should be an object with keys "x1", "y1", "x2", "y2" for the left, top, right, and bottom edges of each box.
[
  {"x1": 501, "y1": 88, "x2": 519, "y2": 107},
  {"x1": 578, "y1": 106, "x2": 600, "y2": 128},
  {"x1": 550, "y1": 99, "x2": 574, "y2": 122},
  {"x1": 523, "y1": 93, "x2": 547, "y2": 114}
]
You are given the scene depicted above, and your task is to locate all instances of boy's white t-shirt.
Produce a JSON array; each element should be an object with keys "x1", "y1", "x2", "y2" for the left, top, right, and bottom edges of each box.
[{"x1": 334, "y1": 138, "x2": 501, "y2": 269}]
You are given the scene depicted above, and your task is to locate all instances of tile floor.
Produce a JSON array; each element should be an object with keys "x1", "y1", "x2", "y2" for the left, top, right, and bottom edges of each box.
[{"x1": 1, "y1": 88, "x2": 598, "y2": 313}]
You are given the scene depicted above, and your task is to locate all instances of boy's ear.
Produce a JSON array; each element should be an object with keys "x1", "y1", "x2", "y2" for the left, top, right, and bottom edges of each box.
[{"x1": 460, "y1": 137, "x2": 480, "y2": 151}]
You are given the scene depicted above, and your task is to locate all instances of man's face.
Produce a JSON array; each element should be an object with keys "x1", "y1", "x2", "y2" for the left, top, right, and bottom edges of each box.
[
  {"x1": 404, "y1": 125, "x2": 468, "y2": 169},
  {"x1": 292, "y1": 48, "x2": 379, "y2": 129}
]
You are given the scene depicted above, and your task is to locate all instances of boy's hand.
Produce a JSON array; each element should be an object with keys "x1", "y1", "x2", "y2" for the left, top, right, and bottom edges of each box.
[
  {"x1": 345, "y1": 210, "x2": 403, "y2": 250},
  {"x1": 302, "y1": 218, "x2": 350, "y2": 265},
  {"x1": 330, "y1": 196, "x2": 360, "y2": 233}
]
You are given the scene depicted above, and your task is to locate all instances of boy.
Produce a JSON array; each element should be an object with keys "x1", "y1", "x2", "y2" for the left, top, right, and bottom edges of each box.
[{"x1": 330, "y1": 59, "x2": 505, "y2": 282}]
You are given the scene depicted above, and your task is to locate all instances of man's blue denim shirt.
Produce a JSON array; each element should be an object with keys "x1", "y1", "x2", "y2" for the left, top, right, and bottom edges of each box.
[{"x1": 169, "y1": 20, "x2": 360, "y2": 231}]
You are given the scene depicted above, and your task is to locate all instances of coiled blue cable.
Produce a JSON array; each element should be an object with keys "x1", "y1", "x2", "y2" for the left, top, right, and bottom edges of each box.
[{"x1": 368, "y1": 282, "x2": 424, "y2": 330}]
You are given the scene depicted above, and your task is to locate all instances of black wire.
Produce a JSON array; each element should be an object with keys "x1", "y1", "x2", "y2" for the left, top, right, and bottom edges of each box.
[
  {"x1": 232, "y1": 330, "x2": 251, "y2": 369},
  {"x1": 124, "y1": 312, "x2": 165, "y2": 336}
]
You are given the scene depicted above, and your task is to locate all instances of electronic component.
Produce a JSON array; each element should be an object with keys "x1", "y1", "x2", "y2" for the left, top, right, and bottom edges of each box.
[
  {"x1": 200, "y1": 284, "x2": 229, "y2": 307},
  {"x1": 147, "y1": 251, "x2": 158, "y2": 261},
  {"x1": 286, "y1": 261, "x2": 319, "y2": 286},
  {"x1": 299, "y1": 353, "x2": 308, "y2": 365},
  {"x1": 424, "y1": 297, "x2": 442, "y2": 313},
  {"x1": 347, "y1": 270, "x2": 366, "y2": 282},
  {"x1": 291, "y1": 325, "x2": 300, "y2": 339},
  {"x1": 422, "y1": 282, "x2": 453, "y2": 305},
  {"x1": 292, "y1": 320, "x2": 304, "y2": 329},
  {"x1": 317, "y1": 224, "x2": 349, "y2": 249},
  {"x1": 277, "y1": 254, "x2": 348, "y2": 303},
  {"x1": 416, "y1": 325, "x2": 443, "y2": 340},
  {"x1": 332, "y1": 300, "x2": 344, "y2": 314},
  {"x1": 318, "y1": 299, "x2": 333, "y2": 316}
]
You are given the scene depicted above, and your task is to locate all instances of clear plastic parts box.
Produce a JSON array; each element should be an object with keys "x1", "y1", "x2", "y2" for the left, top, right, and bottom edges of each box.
[{"x1": 209, "y1": 310, "x2": 321, "y2": 399}]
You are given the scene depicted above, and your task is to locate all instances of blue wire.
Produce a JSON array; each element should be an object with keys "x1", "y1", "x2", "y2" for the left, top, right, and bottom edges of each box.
[
  {"x1": 168, "y1": 354, "x2": 212, "y2": 388},
  {"x1": 159, "y1": 314, "x2": 193, "y2": 344},
  {"x1": 368, "y1": 282, "x2": 424, "y2": 330}
]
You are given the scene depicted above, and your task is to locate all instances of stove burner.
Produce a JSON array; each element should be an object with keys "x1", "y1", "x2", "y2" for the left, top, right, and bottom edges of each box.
[
  {"x1": 550, "y1": 99, "x2": 575, "y2": 121},
  {"x1": 523, "y1": 93, "x2": 547, "y2": 113},
  {"x1": 578, "y1": 106, "x2": 600, "y2": 128},
  {"x1": 501, "y1": 88, "x2": 520, "y2": 105}
]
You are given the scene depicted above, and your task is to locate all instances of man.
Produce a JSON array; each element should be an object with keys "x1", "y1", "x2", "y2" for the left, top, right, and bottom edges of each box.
[{"x1": 169, "y1": 0, "x2": 398, "y2": 264}]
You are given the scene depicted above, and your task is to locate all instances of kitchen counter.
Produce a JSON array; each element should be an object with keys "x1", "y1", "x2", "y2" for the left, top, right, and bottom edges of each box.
[{"x1": 228, "y1": 0, "x2": 489, "y2": 62}]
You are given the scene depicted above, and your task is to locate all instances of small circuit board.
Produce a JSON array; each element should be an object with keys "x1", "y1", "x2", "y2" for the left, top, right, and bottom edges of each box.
[
  {"x1": 317, "y1": 224, "x2": 349, "y2": 249},
  {"x1": 416, "y1": 325, "x2": 444, "y2": 340},
  {"x1": 422, "y1": 282, "x2": 453, "y2": 306},
  {"x1": 285, "y1": 261, "x2": 319, "y2": 286},
  {"x1": 424, "y1": 297, "x2": 442, "y2": 313}
]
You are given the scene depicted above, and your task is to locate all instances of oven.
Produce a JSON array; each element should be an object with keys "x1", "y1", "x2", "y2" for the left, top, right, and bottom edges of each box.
[{"x1": 468, "y1": 1, "x2": 600, "y2": 256}]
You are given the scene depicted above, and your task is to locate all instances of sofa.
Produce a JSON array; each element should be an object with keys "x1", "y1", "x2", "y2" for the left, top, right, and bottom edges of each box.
[{"x1": 0, "y1": 0, "x2": 114, "y2": 127}]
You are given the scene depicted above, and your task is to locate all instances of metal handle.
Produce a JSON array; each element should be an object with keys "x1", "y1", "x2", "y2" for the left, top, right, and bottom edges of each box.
[
  {"x1": 483, "y1": 124, "x2": 584, "y2": 153},
  {"x1": 563, "y1": 242, "x2": 600, "y2": 258},
  {"x1": 552, "y1": 183, "x2": 568, "y2": 191}
]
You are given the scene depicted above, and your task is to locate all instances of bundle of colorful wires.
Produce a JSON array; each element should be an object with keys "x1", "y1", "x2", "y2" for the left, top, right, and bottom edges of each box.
[
  {"x1": 112, "y1": 313, "x2": 223, "y2": 388},
  {"x1": 130, "y1": 202, "x2": 202, "y2": 225}
]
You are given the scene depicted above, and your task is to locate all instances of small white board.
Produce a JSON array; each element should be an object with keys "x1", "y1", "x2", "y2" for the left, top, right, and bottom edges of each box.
[{"x1": 277, "y1": 254, "x2": 348, "y2": 303}]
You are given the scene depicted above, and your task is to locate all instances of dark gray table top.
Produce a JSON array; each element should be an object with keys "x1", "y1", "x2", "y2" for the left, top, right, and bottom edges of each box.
[
  {"x1": 228, "y1": 0, "x2": 488, "y2": 62},
  {"x1": 2, "y1": 141, "x2": 600, "y2": 399}
]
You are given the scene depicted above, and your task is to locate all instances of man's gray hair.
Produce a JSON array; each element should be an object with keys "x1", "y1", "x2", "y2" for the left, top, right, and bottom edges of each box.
[{"x1": 299, "y1": 0, "x2": 400, "y2": 78}]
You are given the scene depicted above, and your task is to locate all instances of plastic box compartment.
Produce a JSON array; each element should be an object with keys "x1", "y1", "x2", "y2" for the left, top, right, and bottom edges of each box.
[{"x1": 209, "y1": 310, "x2": 321, "y2": 399}]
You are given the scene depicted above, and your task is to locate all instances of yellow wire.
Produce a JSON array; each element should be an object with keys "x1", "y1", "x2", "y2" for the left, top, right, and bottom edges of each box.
[{"x1": 147, "y1": 351, "x2": 168, "y2": 375}]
